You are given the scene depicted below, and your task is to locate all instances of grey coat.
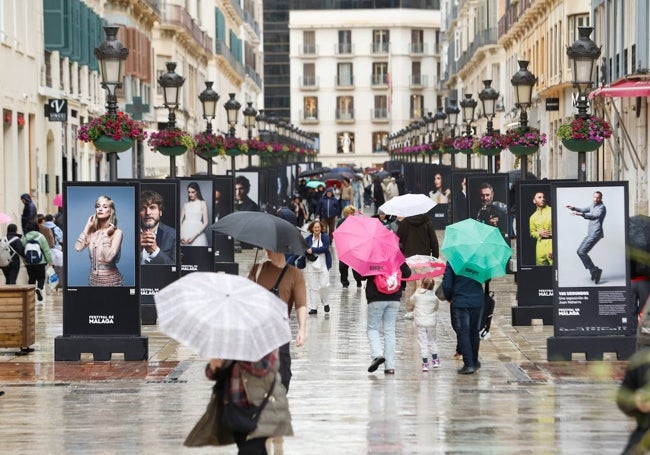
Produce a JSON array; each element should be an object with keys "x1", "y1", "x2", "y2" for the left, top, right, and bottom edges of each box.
[{"x1": 571, "y1": 202, "x2": 606, "y2": 238}]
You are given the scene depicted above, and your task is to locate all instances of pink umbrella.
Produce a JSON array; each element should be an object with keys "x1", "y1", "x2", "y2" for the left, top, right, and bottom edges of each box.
[
  {"x1": 53, "y1": 194, "x2": 63, "y2": 208},
  {"x1": 0, "y1": 212, "x2": 10, "y2": 224},
  {"x1": 333, "y1": 215, "x2": 405, "y2": 276},
  {"x1": 402, "y1": 255, "x2": 446, "y2": 282}
]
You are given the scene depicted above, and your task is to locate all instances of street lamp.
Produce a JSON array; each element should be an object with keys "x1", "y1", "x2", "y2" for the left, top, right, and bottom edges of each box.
[
  {"x1": 511, "y1": 60, "x2": 537, "y2": 180},
  {"x1": 479, "y1": 80, "x2": 500, "y2": 172},
  {"x1": 433, "y1": 107, "x2": 447, "y2": 165},
  {"x1": 243, "y1": 102, "x2": 257, "y2": 166},
  {"x1": 157, "y1": 62, "x2": 185, "y2": 179},
  {"x1": 94, "y1": 25, "x2": 129, "y2": 181},
  {"x1": 198, "y1": 81, "x2": 220, "y2": 175},
  {"x1": 256, "y1": 109, "x2": 268, "y2": 138},
  {"x1": 460, "y1": 93, "x2": 477, "y2": 169},
  {"x1": 567, "y1": 26, "x2": 602, "y2": 181},
  {"x1": 446, "y1": 100, "x2": 460, "y2": 168},
  {"x1": 223, "y1": 93, "x2": 241, "y2": 176}
]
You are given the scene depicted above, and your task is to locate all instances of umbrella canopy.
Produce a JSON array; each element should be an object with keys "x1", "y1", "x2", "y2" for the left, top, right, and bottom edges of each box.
[
  {"x1": 325, "y1": 179, "x2": 342, "y2": 188},
  {"x1": 379, "y1": 194, "x2": 436, "y2": 217},
  {"x1": 322, "y1": 171, "x2": 355, "y2": 181},
  {"x1": 155, "y1": 273, "x2": 292, "y2": 361},
  {"x1": 333, "y1": 215, "x2": 405, "y2": 276},
  {"x1": 441, "y1": 219, "x2": 512, "y2": 283},
  {"x1": 211, "y1": 211, "x2": 307, "y2": 254},
  {"x1": 630, "y1": 215, "x2": 650, "y2": 278},
  {"x1": 373, "y1": 170, "x2": 390, "y2": 180},
  {"x1": 403, "y1": 255, "x2": 446, "y2": 282},
  {"x1": 53, "y1": 194, "x2": 63, "y2": 208},
  {"x1": 299, "y1": 167, "x2": 331, "y2": 178},
  {"x1": 0, "y1": 212, "x2": 10, "y2": 224},
  {"x1": 306, "y1": 180, "x2": 325, "y2": 189}
]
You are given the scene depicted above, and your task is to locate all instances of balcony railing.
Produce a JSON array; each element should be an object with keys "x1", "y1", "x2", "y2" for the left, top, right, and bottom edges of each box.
[
  {"x1": 242, "y1": 9, "x2": 260, "y2": 37},
  {"x1": 301, "y1": 44, "x2": 317, "y2": 55},
  {"x1": 409, "y1": 42, "x2": 426, "y2": 54},
  {"x1": 371, "y1": 42, "x2": 390, "y2": 53},
  {"x1": 371, "y1": 74, "x2": 388, "y2": 86},
  {"x1": 336, "y1": 75, "x2": 354, "y2": 87},
  {"x1": 300, "y1": 76, "x2": 318, "y2": 89},
  {"x1": 456, "y1": 28, "x2": 497, "y2": 70},
  {"x1": 245, "y1": 65, "x2": 262, "y2": 88},
  {"x1": 410, "y1": 74, "x2": 428, "y2": 87},
  {"x1": 215, "y1": 39, "x2": 244, "y2": 77},
  {"x1": 336, "y1": 42, "x2": 353, "y2": 54},
  {"x1": 162, "y1": 4, "x2": 213, "y2": 55},
  {"x1": 371, "y1": 108, "x2": 389, "y2": 121},
  {"x1": 300, "y1": 109, "x2": 319, "y2": 121},
  {"x1": 498, "y1": 0, "x2": 535, "y2": 38},
  {"x1": 335, "y1": 109, "x2": 355, "y2": 121}
]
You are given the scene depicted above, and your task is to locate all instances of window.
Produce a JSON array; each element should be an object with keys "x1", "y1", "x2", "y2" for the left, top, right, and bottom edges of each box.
[
  {"x1": 372, "y1": 132, "x2": 388, "y2": 153},
  {"x1": 336, "y1": 96, "x2": 354, "y2": 120},
  {"x1": 411, "y1": 29, "x2": 424, "y2": 53},
  {"x1": 337, "y1": 63, "x2": 353, "y2": 86},
  {"x1": 338, "y1": 30, "x2": 351, "y2": 54},
  {"x1": 411, "y1": 61, "x2": 422, "y2": 85},
  {"x1": 303, "y1": 97, "x2": 318, "y2": 119},
  {"x1": 372, "y1": 62, "x2": 388, "y2": 85},
  {"x1": 302, "y1": 63, "x2": 316, "y2": 87},
  {"x1": 372, "y1": 29, "x2": 389, "y2": 53},
  {"x1": 568, "y1": 15, "x2": 589, "y2": 45},
  {"x1": 337, "y1": 131, "x2": 355, "y2": 153},
  {"x1": 373, "y1": 96, "x2": 388, "y2": 119},
  {"x1": 303, "y1": 30, "x2": 315, "y2": 54},
  {"x1": 410, "y1": 95, "x2": 424, "y2": 119}
]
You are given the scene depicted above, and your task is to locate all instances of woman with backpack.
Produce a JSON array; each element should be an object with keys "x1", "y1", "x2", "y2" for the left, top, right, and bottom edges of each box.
[
  {"x1": 22, "y1": 221, "x2": 52, "y2": 301},
  {"x1": 1, "y1": 224, "x2": 24, "y2": 285}
]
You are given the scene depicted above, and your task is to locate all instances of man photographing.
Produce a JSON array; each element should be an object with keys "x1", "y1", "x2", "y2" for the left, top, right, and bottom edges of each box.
[{"x1": 140, "y1": 190, "x2": 177, "y2": 265}]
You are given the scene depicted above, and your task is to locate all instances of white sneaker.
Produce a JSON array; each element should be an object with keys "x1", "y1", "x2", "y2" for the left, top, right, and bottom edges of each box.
[
  {"x1": 404, "y1": 311, "x2": 414, "y2": 319},
  {"x1": 421, "y1": 361, "x2": 429, "y2": 372}
]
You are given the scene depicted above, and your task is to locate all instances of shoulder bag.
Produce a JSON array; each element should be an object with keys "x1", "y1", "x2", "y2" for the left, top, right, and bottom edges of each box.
[{"x1": 222, "y1": 375, "x2": 276, "y2": 434}]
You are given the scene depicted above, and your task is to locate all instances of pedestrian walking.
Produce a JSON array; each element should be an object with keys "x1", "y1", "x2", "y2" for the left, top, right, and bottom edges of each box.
[
  {"x1": 303, "y1": 220, "x2": 332, "y2": 315},
  {"x1": 441, "y1": 262, "x2": 483, "y2": 374},
  {"x1": 371, "y1": 177, "x2": 385, "y2": 215},
  {"x1": 1, "y1": 223, "x2": 23, "y2": 284},
  {"x1": 335, "y1": 205, "x2": 362, "y2": 288},
  {"x1": 21, "y1": 221, "x2": 52, "y2": 301},
  {"x1": 339, "y1": 177, "x2": 353, "y2": 210},
  {"x1": 315, "y1": 187, "x2": 340, "y2": 235},
  {"x1": 20, "y1": 193, "x2": 36, "y2": 234},
  {"x1": 407, "y1": 277, "x2": 441, "y2": 371}
]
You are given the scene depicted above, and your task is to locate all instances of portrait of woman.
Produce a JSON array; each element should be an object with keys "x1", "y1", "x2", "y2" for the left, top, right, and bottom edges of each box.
[
  {"x1": 74, "y1": 195, "x2": 124, "y2": 287},
  {"x1": 180, "y1": 182, "x2": 209, "y2": 246},
  {"x1": 429, "y1": 172, "x2": 451, "y2": 204}
]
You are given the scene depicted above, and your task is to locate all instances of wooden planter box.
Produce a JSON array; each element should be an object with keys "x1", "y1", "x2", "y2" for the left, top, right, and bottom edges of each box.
[{"x1": 0, "y1": 285, "x2": 35, "y2": 348}]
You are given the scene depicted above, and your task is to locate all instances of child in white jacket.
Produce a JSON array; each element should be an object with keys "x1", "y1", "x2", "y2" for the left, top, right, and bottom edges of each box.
[{"x1": 407, "y1": 277, "x2": 441, "y2": 371}]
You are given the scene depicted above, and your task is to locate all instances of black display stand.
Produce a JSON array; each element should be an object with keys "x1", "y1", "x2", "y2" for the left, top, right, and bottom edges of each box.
[
  {"x1": 54, "y1": 335, "x2": 149, "y2": 361},
  {"x1": 141, "y1": 304, "x2": 157, "y2": 325},
  {"x1": 512, "y1": 305, "x2": 554, "y2": 326},
  {"x1": 547, "y1": 335, "x2": 636, "y2": 361}
]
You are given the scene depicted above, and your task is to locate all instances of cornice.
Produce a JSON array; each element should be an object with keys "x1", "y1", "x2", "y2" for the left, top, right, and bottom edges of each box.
[
  {"x1": 215, "y1": 56, "x2": 245, "y2": 86},
  {"x1": 109, "y1": 0, "x2": 160, "y2": 30},
  {"x1": 498, "y1": 0, "x2": 555, "y2": 50}
]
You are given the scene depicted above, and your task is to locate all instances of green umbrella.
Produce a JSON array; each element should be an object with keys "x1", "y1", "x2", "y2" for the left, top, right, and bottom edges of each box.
[
  {"x1": 440, "y1": 218, "x2": 512, "y2": 283},
  {"x1": 306, "y1": 180, "x2": 325, "y2": 189}
]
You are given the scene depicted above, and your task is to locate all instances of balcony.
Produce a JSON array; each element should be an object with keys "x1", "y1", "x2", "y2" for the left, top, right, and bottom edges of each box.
[
  {"x1": 336, "y1": 42, "x2": 353, "y2": 56},
  {"x1": 300, "y1": 44, "x2": 318, "y2": 57},
  {"x1": 215, "y1": 39, "x2": 244, "y2": 78},
  {"x1": 498, "y1": 0, "x2": 535, "y2": 38},
  {"x1": 245, "y1": 65, "x2": 262, "y2": 89},
  {"x1": 242, "y1": 9, "x2": 261, "y2": 40},
  {"x1": 409, "y1": 109, "x2": 425, "y2": 120},
  {"x1": 300, "y1": 76, "x2": 319, "y2": 90},
  {"x1": 336, "y1": 75, "x2": 354, "y2": 89},
  {"x1": 456, "y1": 28, "x2": 497, "y2": 70},
  {"x1": 335, "y1": 109, "x2": 355, "y2": 122},
  {"x1": 161, "y1": 4, "x2": 213, "y2": 55},
  {"x1": 371, "y1": 108, "x2": 389, "y2": 123},
  {"x1": 410, "y1": 74, "x2": 428, "y2": 89},
  {"x1": 371, "y1": 74, "x2": 388, "y2": 87},
  {"x1": 409, "y1": 42, "x2": 426, "y2": 54},
  {"x1": 371, "y1": 42, "x2": 390, "y2": 54},
  {"x1": 222, "y1": 0, "x2": 245, "y2": 26},
  {"x1": 300, "y1": 110, "x2": 319, "y2": 124}
]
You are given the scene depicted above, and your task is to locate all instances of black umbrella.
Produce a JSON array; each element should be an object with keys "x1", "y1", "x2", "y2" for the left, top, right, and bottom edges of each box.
[
  {"x1": 373, "y1": 170, "x2": 390, "y2": 180},
  {"x1": 299, "y1": 167, "x2": 331, "y2": 178},
  {"x1": 630, "y1": 215, "x2": 650, "y2": 278},
  {"x1": 322, "y1": 171, "x2": 354, "y2": 181},
  {"x1": 211, "y1": 212, "x2": 307, "y2": 254}
]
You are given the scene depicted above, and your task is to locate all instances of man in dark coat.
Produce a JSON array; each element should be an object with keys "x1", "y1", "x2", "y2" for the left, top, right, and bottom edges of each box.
[
  {"x1": 20, "y1": 193, "x2": 37, "y2": 234},
  {"x1": 371, "y1": 177, "x2": 385, "y2": 215},
  {"x1": 315, "y1": 187, "x2": 340, "y2": 235},
  {"x1": 140, "y1": 190, "x2": 177, "y2": 265}
]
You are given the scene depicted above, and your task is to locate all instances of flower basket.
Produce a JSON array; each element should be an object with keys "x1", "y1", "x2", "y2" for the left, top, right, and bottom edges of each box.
[
  {"x1": 93, "y1": 135, "x2": 134, "y2": 153},
  {"x1": 156, "y1": 146, "x2": 187, "y2": 156},
  {"x1": 478, "y1": 147, "x2": 502, "y2": 156},
  {"x1": 509, "y1": 145, "x2": 539, "y2": 156},
  {"x1": 223, "y1": 137, "x2": 248, "y2": 156},
  {"x1": 443, "y1": 146, "x2": 459, "y2": 155},
  {"x1": 457, "y1": 148, "x2": 474, "y2": 155},
  {"x1": 477, "y1": 133, "x2": 507, "y2": 156},
  {"x1": 561, "y1": 139, "x2": 601, "y2": 152},
  {"x1": 226, "y1": 148, "x2": 243, "y2": 156},
  {"x1": 194, "y1": 132, "x2": 225, "y2": 159},
  {"x1": 196, "y1": 148, "x2": 222, "y2": 159}
]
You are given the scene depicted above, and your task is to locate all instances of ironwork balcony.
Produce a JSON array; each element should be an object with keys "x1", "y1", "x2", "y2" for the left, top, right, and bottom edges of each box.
[
  {"x1": 161, "y1": 4, "x2": 213, "y2": 55},
  {"x1": 498, "y1": 0, "x2": 534, "y2": 38},
  {"x1": 371, "y1": 74, "x2": 388, "y2": 86},
  {"x1": 336, "y1": 75, "x2": 354, "y2": 88},
  {"x1": 456, "y1": 28, "x2": 497, "y2": 70},
  {"x1": 335, "y1": 109, "x2": 355, "y2": 121},
  {"x1": 215, "y1": 39, "x2": 244, "y2": 77},
  {"x1": 371, "y1": 42, "x2": 390, "y2": 54},
  {"x1": 336, "y1": 42, "x2": 353, "y2": 55},
  {"x1": 409, "y1": 42, "x2": 426, "y2": 54},
  {"x1": 410, "y1": 74, "x2": 428, "y2": 88},
  {"x1": 300, "y1": 109, "x2": 319, "y2": 123},
  {"x1": 371, "y1": 108, "x2": 389, "y2": 122},
  {"x1": 300, "y1": 76, "x2": 318, "y2": 89}
]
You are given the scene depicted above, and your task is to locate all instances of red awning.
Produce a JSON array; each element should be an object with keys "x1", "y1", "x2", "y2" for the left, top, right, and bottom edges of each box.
[{"x1": 589, "y1": 79, "x2": 650, "y2": 99}]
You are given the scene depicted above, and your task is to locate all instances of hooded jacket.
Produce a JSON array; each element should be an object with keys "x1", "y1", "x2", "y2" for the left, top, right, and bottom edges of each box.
[
  {"x1": 396, "y1": 214, "x2": 439, "y2": 257},
  {"x1": 20, "y1": 193, "x2": 36, "y2": 231},
  {"x1": 315, "y1": 189, "x2": 340, "y2": 218}
]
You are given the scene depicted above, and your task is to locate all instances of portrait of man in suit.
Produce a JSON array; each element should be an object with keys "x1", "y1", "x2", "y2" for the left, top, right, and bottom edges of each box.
[{"x1": 140, "y1": 190, "x2": 177, "y2": 265}]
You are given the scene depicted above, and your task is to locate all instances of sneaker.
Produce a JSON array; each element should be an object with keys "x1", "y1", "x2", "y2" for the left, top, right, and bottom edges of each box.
[
  {"x1": 421, "y1": 362, "x2": 429, "y2": 372},
  {"x1": 431, "y1": 358, "x2": 441, "y2": 368},
  {"x1": 324, "y1": 305, "x2": 330, "y2": 313},
  {"x1": 404, "y1": 311, "x2": 414, "y2": 319},
  {"x1": 384, "y1": 369, "x2": 395, "y2": 375},
  {"x1": 35, "y1": 289, "x2": 43, "y2": 302},
  {"x1": 308, "y1": 309, "x2": 317, "y2": 315}
]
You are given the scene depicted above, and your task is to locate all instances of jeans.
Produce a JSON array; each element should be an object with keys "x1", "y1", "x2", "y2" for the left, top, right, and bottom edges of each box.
[
  {"x1": 452, "y1": 306, "x2": 481, "y2": 369},
  {"x1": 367, "y1": 300, "x2": 400, "y2": 369},
  {"x1": 577, "y1": 234, "x2": 602, "y2": 273}
]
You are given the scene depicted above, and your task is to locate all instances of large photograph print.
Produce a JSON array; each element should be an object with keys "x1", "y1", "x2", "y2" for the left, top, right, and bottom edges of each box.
[
  {"x1": 466, "y1": 174, "x2": 510, "y2": 240},
  {"x1": 552, "y1": 181, "x2": 632, "y2": 336}
]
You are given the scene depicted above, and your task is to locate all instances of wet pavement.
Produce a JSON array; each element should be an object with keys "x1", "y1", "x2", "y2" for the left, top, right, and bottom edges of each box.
[{"x1": 0, "y1": 231, "x2": 636, "y2": 454}]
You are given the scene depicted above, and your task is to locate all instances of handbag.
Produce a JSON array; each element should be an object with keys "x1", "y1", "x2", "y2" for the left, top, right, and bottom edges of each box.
[
  {"x1": 184, "y1": 393, "x2": 221, "y2": 447},
  {"x1": 222, "y1": 376, "x2": 276, "y2": 434},
  {"x1": 305, "y1": 252, "x2": 318, "y2": 262}
]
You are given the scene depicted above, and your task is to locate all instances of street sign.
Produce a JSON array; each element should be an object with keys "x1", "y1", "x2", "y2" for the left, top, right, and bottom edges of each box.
[
  {"x1": 125, "y1": 96, "x2": 150, "y2": 121},
  {"x1": 45, "y1": 99, "x2": 68, "y2": 122}
]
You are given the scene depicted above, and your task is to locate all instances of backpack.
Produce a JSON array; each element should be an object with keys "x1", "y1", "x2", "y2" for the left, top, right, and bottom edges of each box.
[
  {"x1": 373, "y1": 269, "x2": 403, "y2": 294},
  {"x1": 0, "y1": 236, "x2": 18, "y2": 267},
  {"x1": 24, "y1": 236, "x2": 43, "y2": 265}
]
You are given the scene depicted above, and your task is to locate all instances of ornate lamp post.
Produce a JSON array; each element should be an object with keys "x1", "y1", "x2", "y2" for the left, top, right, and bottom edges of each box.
[
  {"x1": 94, "y1": 26, "x2": 129, "y2": 181},
  {"x1": 425, "y1": 112, "x2": 435, "y2": 163},
  {"x1": 158, "y1": 62, "x2": 185, "y2": 178},
  {"x1": 243, "y1": 102, "x2": 257, "y2": 166},
  {"x1": 567, "y1": 26, "x2": 602, "y2": 181},
  {"x1": 223, "y1": 93, "x2": 241, "y2": 176},
  {"x1": 460, "y1": 93, "x2": 477, "y2": 169},
  {"x1": 446, "y1": 99, "x2": 460, "y2": 168},
  {"x1": 510, "y1": 60, "x2": 537, "y2": 181},
  {"x1": 198, "y1": 81, "x2": 219, "y2": 175},
  {"x1": 478, "y1": 80, "x2": 499, "y2": 173},
  {"x1": 433, "y1": 107, "x2": 447, "y2": 165}
]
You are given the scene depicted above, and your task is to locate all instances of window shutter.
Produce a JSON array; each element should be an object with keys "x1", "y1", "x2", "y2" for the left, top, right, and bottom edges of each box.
[
  {"x1": 215, "y1": 8, "x2": 226, "y2": 42},
  {"x1": 44, "y1": 0, "x2": 65, "y2": 50},
  {"x1": 79, "y1": 3, "x2": 89, "y2": 65}
]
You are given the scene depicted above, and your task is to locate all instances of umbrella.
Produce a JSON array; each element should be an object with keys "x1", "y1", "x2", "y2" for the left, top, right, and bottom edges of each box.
[
  {"x1": 155, "y1": 273, "x2": 292, "y2": 361},
  {"x1": 299, "y1": 167, "x2": 331, "y2": 178},
  {"x1": 53, "y1": 194, "x2": 63, "y2": 208},
  {"x1": 0, "y1": 212, "x2": 10, "y2": 224},
  {"x1": 333, "y1": 215, "x2": 405, "y2": 276},
  {"x1": 403, "y1": 255, "x2": 446, "y2": 282},
  {"x1": 630, "y1": 215, "x2": 650, "y2": 278},
  {"x1": 378, "y1": 194, "x2": 437, "y2": 217},
  {"x1": 322, "y1": 171, "x2": 354, "y2": 181},
  {"x1": 325, "y1": 179, "x2": 342, "y2": 188},
  {"x1": 373, "y1": 170, "x2": 390, "y2": 180},
  {"x1": 306, "y1": 180, "x2": 325, "y2": 189},
  {"x1": 211, "y1": 211, "x2": 307, "y2": 254},
  {"x1": 441, "y1": 219, "x2": 512, "y2": 283}
]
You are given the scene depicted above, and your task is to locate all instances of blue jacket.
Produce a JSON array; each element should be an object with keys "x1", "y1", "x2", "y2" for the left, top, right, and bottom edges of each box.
[
  {"x1": 305, "y1": 233, "x2": 332, "y2": 270},
  {"x1": 316, "y1": 192, "x2": 340, "y2": 219},
  {"x1": 441, "y1": 263, "x2": 483, "y2": 308}
]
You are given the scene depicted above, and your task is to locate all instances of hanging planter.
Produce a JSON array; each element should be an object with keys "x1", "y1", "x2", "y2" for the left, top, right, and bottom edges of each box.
[
  {"x1": 443, "y1": 146, "x2": 459, "y2": 155},
  {"x1": 156, "y1": 145, "x2": 187, "y2": 156},
  {"x1": 225, "y1": 148, "x2": 242, "y2": 156},
  {"x1": 457, "y1": 148, "x2": 474, "y2": 155},
  {"x1": 476, "y1": 133, "x2": 507, "y2": 157},
  {"x1": 478, "y1": 147, "x2": 502, "y2": 156},
  {"x1": 561, "y1": 139, "x2": 601, "y2": 152},
  {"x1": 196, "y1": 148, "x2": 222, "y2": 159},
  {"x1": 148, "y1": 128, "x2": 195, "y2": 157},
  {"x1": 93, "y1": 135, "x2": 135, "y2": 153},
  {"x1": 509, "y1": 145, "x2": 539, "y2": 156}
]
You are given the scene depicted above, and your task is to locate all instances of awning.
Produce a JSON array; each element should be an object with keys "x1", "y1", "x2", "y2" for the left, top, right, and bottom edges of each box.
[{"x1": 589, "y1": 79, "x2": 650, "y2": 99}]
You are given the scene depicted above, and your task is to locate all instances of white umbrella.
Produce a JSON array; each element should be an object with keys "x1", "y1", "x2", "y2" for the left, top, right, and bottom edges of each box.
[
  {"x1": 154, "y1": 272, "x2": 292, "y2": 361},
  {"x1": 378, "y1": 193, "x2": 436, "y2": 217}
]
